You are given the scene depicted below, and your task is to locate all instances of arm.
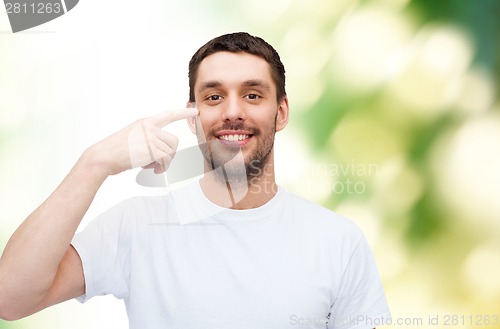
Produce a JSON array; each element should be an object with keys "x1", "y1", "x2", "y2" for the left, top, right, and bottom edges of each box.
[
  {"x1": 0, "y1": 152, "x2": 106, "y2": 320},
  {"x1": 0, "y1": 109, "x2": 198, "y2": 320}
]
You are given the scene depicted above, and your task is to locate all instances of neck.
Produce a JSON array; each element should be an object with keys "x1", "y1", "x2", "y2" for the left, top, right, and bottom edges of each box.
[{"x1": 199, "y1": 153, "x2": 278, "y2": 210}]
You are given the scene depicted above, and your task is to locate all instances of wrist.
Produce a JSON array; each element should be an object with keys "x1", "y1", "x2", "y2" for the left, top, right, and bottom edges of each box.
[{"x1": 78, "y1": 146, "x2": 113, "y2": 180}]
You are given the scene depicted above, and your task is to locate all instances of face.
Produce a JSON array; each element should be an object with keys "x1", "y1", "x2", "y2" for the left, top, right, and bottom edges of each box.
[{"x1": 188, "y1": 51, "x2": 289, "y2": 183}]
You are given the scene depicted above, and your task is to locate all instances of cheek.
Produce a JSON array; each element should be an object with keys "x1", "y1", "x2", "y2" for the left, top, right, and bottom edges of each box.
[
  {"x1": 256, "y1": 111, "x2": 278, "y2": 130},
  {"x1": 196, "y1": 113, "x2": 214, "y2": 135},
  {"x1": 198, "y1": 109, "x2": 218, "y2": 122}
]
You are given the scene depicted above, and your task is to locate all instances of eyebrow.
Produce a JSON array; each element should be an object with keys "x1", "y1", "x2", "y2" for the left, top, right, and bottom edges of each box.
[
  {"x1": 197, "y1": 80, "x2": 223, "y2": 93},
  {"x1": 197, "y1": 79, "x2": 271, "y2": 93},
  {"x1": 241, "y1": 79, "x2": 271, "y2": 91}
]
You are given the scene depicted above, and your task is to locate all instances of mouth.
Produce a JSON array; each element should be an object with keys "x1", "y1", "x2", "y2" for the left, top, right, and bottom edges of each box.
[{"x1": 215, "y1": 130, "x2": 253, "y2": 147}]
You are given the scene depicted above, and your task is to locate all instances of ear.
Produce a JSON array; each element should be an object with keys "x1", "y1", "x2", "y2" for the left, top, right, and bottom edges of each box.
[
  {"x1": 275, "y1": 96, "x2": 289, "y2": 132},
  {"x1": 186, "y1": 101, "x2": 197, "y2": 134}
]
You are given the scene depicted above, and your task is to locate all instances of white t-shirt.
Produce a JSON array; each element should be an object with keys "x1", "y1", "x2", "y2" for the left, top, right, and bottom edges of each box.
[{"x1": 71, "y1": 181, "x2": 391, "y2": 329}]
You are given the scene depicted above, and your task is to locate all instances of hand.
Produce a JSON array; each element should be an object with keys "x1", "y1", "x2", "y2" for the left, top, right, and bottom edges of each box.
[{"x1": 88, "y1": 108, "x2": 198, "y2": 176}]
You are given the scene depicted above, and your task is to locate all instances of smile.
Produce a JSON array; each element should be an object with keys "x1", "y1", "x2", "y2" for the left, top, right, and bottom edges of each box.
[
  {"x1": 215, "y1": 130, "x2": 253, "y2": 146},
  {"x1": 218, "y1": 134, "x2": 249, "y2": 141}
]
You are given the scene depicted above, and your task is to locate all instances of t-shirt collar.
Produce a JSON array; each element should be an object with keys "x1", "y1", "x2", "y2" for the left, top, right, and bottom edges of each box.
[{"x1": 172, "y1": 179, "x2": 283, "y2": 224}]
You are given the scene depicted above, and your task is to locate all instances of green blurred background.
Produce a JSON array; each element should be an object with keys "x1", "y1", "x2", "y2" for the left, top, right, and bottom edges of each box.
[{"x1": 1, "y1": 0, "x2": 499, "y2": 328}]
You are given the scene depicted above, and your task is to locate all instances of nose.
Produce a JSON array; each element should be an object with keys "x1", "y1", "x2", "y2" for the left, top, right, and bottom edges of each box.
[{"x1": 221, "y1": 97, "x2": 246, "y2": 122}]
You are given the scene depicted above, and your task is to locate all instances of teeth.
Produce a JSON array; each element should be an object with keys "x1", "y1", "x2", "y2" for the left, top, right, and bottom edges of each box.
[{"x1": 219, "y1": 134, "x2": 249, "y2": 141}]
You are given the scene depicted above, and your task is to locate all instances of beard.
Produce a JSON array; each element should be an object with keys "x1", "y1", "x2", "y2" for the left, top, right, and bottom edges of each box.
[{"x1": 196, "y1": 119, "x2": 276, "y2": 187}]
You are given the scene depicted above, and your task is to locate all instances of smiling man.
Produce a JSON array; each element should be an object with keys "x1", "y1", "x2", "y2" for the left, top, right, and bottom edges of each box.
[{"x1": 0, "y1": 32, "x2": 391, "y2": 329}]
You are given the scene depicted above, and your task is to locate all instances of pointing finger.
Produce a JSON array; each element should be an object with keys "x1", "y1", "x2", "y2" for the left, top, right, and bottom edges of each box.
[{"x1": 150, "y1": 108, "x2": 199, "y2": 127}]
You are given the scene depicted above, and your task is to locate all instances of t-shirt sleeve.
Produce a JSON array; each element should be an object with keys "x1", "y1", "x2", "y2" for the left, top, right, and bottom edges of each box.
[
  {"x1": 328, "y1": 233, "x2": 391, "y2": 329},
  {"x1": 71, "y1": 200, "x2": 133, "y2": 303}
]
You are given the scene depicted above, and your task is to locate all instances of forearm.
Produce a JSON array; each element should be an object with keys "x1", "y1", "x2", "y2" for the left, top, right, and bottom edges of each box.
[{"x1": 0, "y1": 147, "x2": 108, "y2": 308}]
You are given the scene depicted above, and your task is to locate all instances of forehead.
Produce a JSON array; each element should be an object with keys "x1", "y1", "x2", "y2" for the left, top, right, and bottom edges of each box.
[{"x1": 195, "y1": 52, "x2": 275, "y2": 91}]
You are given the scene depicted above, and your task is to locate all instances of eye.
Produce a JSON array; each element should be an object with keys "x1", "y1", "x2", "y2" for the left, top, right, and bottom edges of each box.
[
  {"x1": 203, "y1": 94, "x2": 224, "y2": 105},
  {"x1": 208, "y1": 95, "x2": 222, "y2": 101},
  {"x1": 245, "y1": 94, "x2": 261, "y2": 100}
]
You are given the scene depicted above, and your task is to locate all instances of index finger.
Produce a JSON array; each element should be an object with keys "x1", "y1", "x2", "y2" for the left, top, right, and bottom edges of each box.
[{"x1": 151, "y1": 108, "x2": 199, "y2": 127}]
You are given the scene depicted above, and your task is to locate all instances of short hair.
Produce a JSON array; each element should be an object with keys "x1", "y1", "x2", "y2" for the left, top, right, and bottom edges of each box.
[{"x1": 188, "y1": 32, "x2": 286, "y2": 103}]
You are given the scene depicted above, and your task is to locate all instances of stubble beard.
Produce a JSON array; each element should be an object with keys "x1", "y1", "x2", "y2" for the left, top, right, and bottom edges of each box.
[{"x1": 196, "y1": 120, "x2": 276, "y2": 188}]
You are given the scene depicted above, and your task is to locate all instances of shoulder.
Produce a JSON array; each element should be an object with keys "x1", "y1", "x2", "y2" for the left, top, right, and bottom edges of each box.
[
  {"x1": 83, "y1": 195, "x2": 170, "y2": 231},
  {"x1": 119, "y1": 182, "x2": 198, "y2": 225},
  {"x1": 279, "y1": 190, "x2": 374, "y2": 276},
  {"x1": 124, "y1": 195, "x2": 169, "y2": 215},
  {"x1": 281, "y1": 189, "x2": 364, "y2": 241}
]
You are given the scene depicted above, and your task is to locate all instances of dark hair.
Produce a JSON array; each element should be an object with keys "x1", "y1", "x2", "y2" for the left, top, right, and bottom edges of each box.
[{"x1": 188, "y1": 32, "x2": 286, "y2": 102}]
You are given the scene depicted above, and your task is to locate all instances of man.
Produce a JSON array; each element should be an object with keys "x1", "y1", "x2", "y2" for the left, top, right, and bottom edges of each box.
[{"x1": 0, "y1": 32, "x2": 390, "y2": 328}]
